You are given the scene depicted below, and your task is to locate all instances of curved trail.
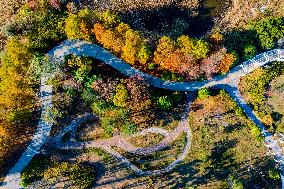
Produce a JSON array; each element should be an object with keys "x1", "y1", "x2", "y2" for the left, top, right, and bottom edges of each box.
[
  {"x1": 51, "y1": 93, "x2": 193, "y2": 176},
  {"x1": 1, "y1": 39, "x2": 283, "y2": 188}
]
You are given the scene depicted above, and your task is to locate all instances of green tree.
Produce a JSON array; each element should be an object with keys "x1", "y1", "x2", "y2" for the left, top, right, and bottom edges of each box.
[
  {"x1": 157, "y1": 96, "x2": 173, "y2": 110},
  {"x1": 191, "y1": 39, "x2": 210, "y2": 60},
  {"x1": 99, "y1": 10, "x2": 120, "y2": 28},
  {"x1": 113, "y1": 83, "x2": 129, "y2": 107},
  {"x1": 65, "y1": 9, "x2": 94, "y2": 40},
  {"x1": 243, "y1": 44, "x2": 257, "y2": 60},
  {"x1": 248, "y1": 17, "x2": 284, "y2": 49},
  {"x1": 137, "y1": 44, "x2": 152, "y2": 65},
  {"x1": 197, "y1": 88, "x2": 210, "y2": 99}
]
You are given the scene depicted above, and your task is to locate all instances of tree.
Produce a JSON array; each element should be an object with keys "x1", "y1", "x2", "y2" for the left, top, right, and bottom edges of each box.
[
  {"x1": 98, "y1": 10, "x2": 120, "y2": 28},
  {"x1": 121, "y1": 29, "x2": 143, "y2": 64},
  {"x1": 157, "y1": 96, "x2": 173, "y2": 110},
  {"x1": 177, "y1": 35, "x2": 209, "y2": 60},
  {"x1": 191, "y1": 39, "x2": 210, "y2": 60},
  {"x1": 243, "y1": 44, "x2": 257, "y2": 60},
  {"x1": 248, "y1": 17, "x2": 284, "y2": 49},
  {"x1": 65, "y1": 9, "x2": 95, "y2": 40},
  {"x1": 0, "y1": 37, "x2": 35, "y2": 122},
  {"x1": 113, "y1": 83, "x2": 129, "y2": 107},
  {"x1": 154, "y1": 36, "x2": 176, "y2": 66},
  {"x1": 92, "y1": 23, "x2": 106, "y2": 42},
  {"x1": 126, "y1": 75, "x2": 152, "y2": 111},
  {"x1": 162, "y1": 50, "x2": 192, "y2": 73},
  {"x1": 219, "y1": 52, "x2": 237, "y2": 74},
  {"x1": 115, "y1": 22, "x2": 130, "y2": 37},
  {"x1": 177, "y1": 35, "x2": 194, "y2": 55},
  {"x1": 137, "y1": 44, "x2": 152, "y2": 65},
  {"x1": 92, "y1": 24, "x2": 124, "y2": 54},
  {"x1": 197, "y1": 88, "x2": 210, "y2": 99}
]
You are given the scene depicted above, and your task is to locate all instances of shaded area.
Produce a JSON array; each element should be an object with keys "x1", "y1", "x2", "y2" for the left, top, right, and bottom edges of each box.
[{"x1": 119, "y1": 0, "x2": 232, "y2": 38}]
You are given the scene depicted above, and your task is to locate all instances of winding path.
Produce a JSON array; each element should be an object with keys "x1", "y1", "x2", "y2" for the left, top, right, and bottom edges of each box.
[{"x1": 1, "y1": 39, "x2": 283, "y2": 188}]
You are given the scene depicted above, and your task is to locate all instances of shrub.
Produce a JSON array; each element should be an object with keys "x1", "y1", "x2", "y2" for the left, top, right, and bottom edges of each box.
[
  {"x1": 121, "y1": 122, "x2": 137, "y2": 135},
  {"x1": 21, "y1": 155, "x2": 52, "y2": 187},
  {"x1": 43, "y1": 161, "x2": 96, "y2": 188},
  {"x1": 232, "y1": 179, "x2": 244, "y2": 189},
  {"x1": 268, "y1": 169, "x2": 280, "y2": 180},
  {"x1": 67, "y1": 56, "x2": 93, "y2": 82},
  {"x1": 113, "y1": 83, "x2": 129, "y2": 107},
  {"x1": 91, "y1": 100, "x2": 108, "y2": 115},
  {"x1": 100, "y1": 108, "x2": 130, "y2": 137},
  {"x1": 81, "y1": 88, "x2": 97, "y2": 105},
  {"x1": 243, "y1": 44, "x2": 257, "y2": 60},
  {"x1": 197, "y1": 88, "x2": 210, "y2": 99},
  {"x1": 157, "y1": 96, "x2": 173, "y2": 110},
  {"x1": 28, "y1": 53, "x2": 45, "y2": 82}
]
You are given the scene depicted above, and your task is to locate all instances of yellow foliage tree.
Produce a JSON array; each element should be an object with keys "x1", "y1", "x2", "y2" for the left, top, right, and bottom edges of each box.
[
  {"x1": 0, "y1": 37, "x2": 35, "y2": 122},
  {"x1": 121, "y1": 29, "x2": 144, "y2": 64}
]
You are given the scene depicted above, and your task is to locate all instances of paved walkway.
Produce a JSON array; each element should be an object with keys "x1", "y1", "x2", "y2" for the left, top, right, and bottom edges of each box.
[
  {"x1": 1, "y1": 79, "x2": 53, "y2": 189},
  {"x1": 1, "y1": 39, "x2": 283, "y2": 188}
]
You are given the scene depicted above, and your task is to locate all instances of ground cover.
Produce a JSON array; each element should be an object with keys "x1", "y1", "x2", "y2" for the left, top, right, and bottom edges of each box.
[{"x1": 239, "y1": 62, "x2": 284, "y2": 133}]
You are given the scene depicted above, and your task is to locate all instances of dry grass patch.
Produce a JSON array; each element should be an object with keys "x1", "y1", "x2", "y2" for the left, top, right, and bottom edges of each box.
[{"x1": 128, "y1": 133, "x2": 164, "y2": 148}]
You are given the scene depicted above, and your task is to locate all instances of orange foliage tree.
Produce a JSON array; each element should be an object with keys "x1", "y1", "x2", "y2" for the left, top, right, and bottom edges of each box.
[
  {"x1": 219, "y1": 52, "x2": 237, "y2": 74},
  {"x1": 161, "y1": 50, "x2": 193, "y2": 74},
  {"x1": 153, "y1": 36, "x2": 176, "y2": 66}
]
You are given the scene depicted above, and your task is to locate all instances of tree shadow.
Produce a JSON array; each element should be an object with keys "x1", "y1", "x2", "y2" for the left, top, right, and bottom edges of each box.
[{"x1": 118, "y1": 5, "x2": 214, "y2": 38}]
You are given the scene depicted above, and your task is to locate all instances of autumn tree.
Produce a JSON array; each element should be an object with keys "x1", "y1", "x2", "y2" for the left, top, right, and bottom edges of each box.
[
  {"x1": 0, "y1": 37, "x2": 35, "y2": 122},
  {"x1": 113, "y1": 83, "x2": 129, "y2": 107},
  {"x1": 177, "y1": 35, "x2": 210, "y2": 60},
  {"x1": 65, "y1": 8, "x2": 95, "y2": 40},
  {"x1": 219, "y1": 52, "x2": 238, "y2": 74},
  {"x1": 92, "y1": 23, "x2": 124, "y2": 54},
  {"x1": 177, "y1": 35, "x2": 194, "y2": 55},
  {"x1": 154, "y1": 36, "x2": 176, "y2": 66},
  {"x1": 162, "y1": 50, "x2": 192, "y2": 73},
  {"x1": 121, "y1": 29, "x2": 140, "y2": 64}
]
